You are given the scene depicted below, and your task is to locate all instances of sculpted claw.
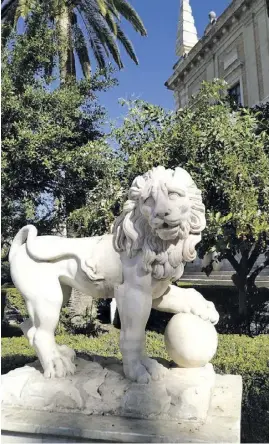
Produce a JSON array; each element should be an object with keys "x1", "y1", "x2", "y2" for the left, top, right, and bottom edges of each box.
[
  {"x1": 124, "y1": 362, "x2": 151, "y2": 384},
  {"x1": 141, "y1": 357, "x2": 167, "y2": 381},
  {"x1": 57, "y1": 344, "x2": 76, "y2": 362},
  {"x1": 43, "y1": 351, "x2": 76, "y2": 378}
]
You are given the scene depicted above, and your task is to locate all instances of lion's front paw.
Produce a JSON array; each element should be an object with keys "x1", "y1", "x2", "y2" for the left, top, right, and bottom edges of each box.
[
  {"x1": 141, "y1": 357, "x2": 168, "y2": 380},
  {"x1": 43, "y1": 350, "x2": 76, "y2": 378},
  {"x1": 124, "y1": 361, "x2": 151, "y2": 383},
  {"x1": 57, "y1": 344, "x2": 76, "y2": 362},
  {"x1": 185, "y1": 289, "x2": 219, "y2": 325},
  {"x1": 124, "y1": 357, "x2": 167, "y2": 383}
]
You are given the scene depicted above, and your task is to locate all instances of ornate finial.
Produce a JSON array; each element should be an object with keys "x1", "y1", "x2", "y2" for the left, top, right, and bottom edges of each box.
[
  {"x1": 176, "y1": 0, "x2": 198, "y2": 58},
  {"x1": 204, "y1": 10, "x2": 217, "y2": 35},
  {"x1": 209, "y1": 11, "x2": 217, "y2": 24}
]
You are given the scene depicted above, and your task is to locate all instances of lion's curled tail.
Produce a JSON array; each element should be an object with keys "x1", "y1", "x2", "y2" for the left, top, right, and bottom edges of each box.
[
  {"x1": 9, "y1": 224, "x2": 73, "y2": 263},
  {"x1": 8, "y1": 225, "x2": 104, "y2": 281},
  {"x1": 9, "y1": 225, "x2": 38, "y2": 263}
]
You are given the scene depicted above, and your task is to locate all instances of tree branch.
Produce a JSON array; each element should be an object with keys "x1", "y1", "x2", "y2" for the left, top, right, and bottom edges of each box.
[
  {"x1": 247, "y1": 237, "x2": 261, "y2": 273},
  {"x1": 224, "y1": 250, "x2": 240, "y2": 273},
  {"x1": 247, "y1": 238, "x2": 263, "y2": 273},
  {"x1": 248, "y1": 257, "x2": 269, "y2": 284}
]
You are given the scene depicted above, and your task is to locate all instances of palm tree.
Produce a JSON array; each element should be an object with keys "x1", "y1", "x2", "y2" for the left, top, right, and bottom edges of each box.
[{"x1": 1, "y1": 0, "x2": 147, "y2": 82}]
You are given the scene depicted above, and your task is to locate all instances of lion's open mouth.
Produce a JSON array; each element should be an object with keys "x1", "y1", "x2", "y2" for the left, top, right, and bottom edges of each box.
[{"x1": 156, "y1": 223, "x2": 179, "y2": 240}]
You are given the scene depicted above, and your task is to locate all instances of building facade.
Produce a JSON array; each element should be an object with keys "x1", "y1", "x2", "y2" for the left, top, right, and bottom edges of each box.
[{"x1": 166, "y1": 0, "x2": 269, "y2": 109}]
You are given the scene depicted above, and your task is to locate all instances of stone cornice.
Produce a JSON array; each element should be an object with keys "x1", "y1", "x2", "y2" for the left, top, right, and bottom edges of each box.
[{"x1": 165, "y1": 0, "x2": 251, "y2": 90}]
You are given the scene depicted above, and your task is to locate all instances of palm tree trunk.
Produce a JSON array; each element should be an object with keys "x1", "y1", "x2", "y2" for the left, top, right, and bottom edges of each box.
[{"x1": 55, "y1": 5, "x2": 75, "y2": 83}]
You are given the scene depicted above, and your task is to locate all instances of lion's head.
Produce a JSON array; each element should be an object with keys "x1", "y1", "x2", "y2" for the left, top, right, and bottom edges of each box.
[{"x1": 113, "y1": 166, "x2": 206, "y2": 281}]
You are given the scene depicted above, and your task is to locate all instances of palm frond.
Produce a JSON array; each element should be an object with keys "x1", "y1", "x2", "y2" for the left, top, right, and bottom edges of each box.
[
  {"x1": 90, "y1": 15, "x2": 123, "y2": 69},
  {"x1": 107, "y1": 0, "x2": 120, "y2": 20},
  {"x1": 114, "y1": 23, "x2": 138, "y2": 64},
  {"x1": 78, "y1": 7, "x2": 110, "y2": 59},
  {"x1": 79, "y1": 2, "x2": 123, "y2": 69},
  {"x1": 72, "y1": 15, "x2": 91, "y2": 78},
  {"x1": 89, "y1": 34, "x2": 106, "y2": 70},
  {"x1": 109, "y1": 0, "x2": 146, "y2": 36},
  {"x1": 105, "y1": 9, "x2": 117, "y2": 36},
  {"x1": 96, "y1": 0, "x2": 108, "y2": 17}
]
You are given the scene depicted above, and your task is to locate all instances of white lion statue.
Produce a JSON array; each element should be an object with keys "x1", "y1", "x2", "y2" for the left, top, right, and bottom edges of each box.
[{"x1": 9, "y1": 166, "x2": 219, "y2": 383}]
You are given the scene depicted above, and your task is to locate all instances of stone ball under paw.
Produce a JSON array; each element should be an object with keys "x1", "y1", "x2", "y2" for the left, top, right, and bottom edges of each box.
[{"x1": 164, "y1": 313, "x2": 218, "y2": 368}]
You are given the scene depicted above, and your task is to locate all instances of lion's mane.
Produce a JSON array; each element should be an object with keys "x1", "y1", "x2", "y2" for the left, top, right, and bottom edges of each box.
[{"x1": 113, "y1": 166, "x2": 206, "y2": 281}]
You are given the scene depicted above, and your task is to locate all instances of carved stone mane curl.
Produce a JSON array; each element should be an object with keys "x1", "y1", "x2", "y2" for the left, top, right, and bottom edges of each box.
[{"x1": 113, "y1": 166, "x2": 206, "y2": 281}]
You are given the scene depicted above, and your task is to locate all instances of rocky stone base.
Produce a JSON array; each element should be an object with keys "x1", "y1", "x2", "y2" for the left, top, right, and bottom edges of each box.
[
  {"x1": 2, "y1": 355, "x2": 216, "y2": 422},
  {"x1": 1, "y1": 356, "x2": 242, "y2": 443}
]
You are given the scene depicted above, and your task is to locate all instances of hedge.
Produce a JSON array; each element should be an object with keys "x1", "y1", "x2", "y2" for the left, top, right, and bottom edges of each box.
[
  {"x1": 2, "y1": 286, "x2": 27, "y2": 318},
  {"x1": 3, "y1": 285, "x2": 268, "y2": 335},
  {"x1": 1, "y1": 331, "x2": 268, "y2": 443}
]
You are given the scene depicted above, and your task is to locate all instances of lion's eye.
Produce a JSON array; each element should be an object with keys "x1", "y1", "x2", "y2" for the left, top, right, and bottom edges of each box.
[{"x1": 169, "y1": 193, "x2": 180, "y2": 200}]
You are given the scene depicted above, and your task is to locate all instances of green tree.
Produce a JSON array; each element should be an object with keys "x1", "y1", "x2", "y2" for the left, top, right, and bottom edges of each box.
[
  {"x1": 112, "y1": 99, "x2": 172, "y2": 185},
  {"x1": 110, "y1": 81, "x2": 269, "y2": 319},
  {"x1": 167, "y1": 81, "x2": 269, "y2": 318},
  {"x1": 2, "y1": 0, "x2": 146, "y2": 82},
  {"x1": 1, "y1": 11, "x2": 118, "y2": 248},
  {"x1": 68, "y1": 99, "x2": 172, "y2": 239}
]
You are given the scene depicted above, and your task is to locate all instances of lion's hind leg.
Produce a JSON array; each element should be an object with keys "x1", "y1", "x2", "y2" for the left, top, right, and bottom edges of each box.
[
  {"x1": 56, "y1": 283, "x2": 76, "y2": 362},
  {"x1": 20, "y1": 301, "x2": 36, "y2": 346},
  {"x1": 27, "y1": 279, "x2": 76, "y2": 378},
  {"x1": 21, "y1": 318, "x2": 36, "y2": 346}
]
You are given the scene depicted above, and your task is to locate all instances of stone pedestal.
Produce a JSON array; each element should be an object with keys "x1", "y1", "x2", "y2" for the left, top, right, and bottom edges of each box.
[{"x1": 1, "y1": 356, "x2": 242, "y2": 443}]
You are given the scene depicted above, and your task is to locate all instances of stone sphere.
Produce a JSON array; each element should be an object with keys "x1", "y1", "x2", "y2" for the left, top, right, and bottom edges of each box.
[{"x1": 164, "y1": 313, "x2": 218, "y2": 368}]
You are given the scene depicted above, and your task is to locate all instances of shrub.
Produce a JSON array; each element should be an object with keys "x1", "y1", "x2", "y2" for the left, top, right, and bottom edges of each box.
[
  {"x1": 1, "y1": 260, "x2": 11, "y2": 286},
  {"x1": 2, "y1": 287, "x2": 27, "y2": 321},
  {"x1": 177, "y1": 283, "x2": 269, "y2": 335},
  {"x1": 57, "y1": 302, "x2": 101, "y2": 336},
  {"x1": 2, "y1": 286, "x2": 100, "y2": 336},
  {"x1": 213, "y1": 335, "x2": 269, "y2": 443}
]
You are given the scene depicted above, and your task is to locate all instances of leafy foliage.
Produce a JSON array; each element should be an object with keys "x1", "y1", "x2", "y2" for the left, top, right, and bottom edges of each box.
[
  {"x1": 113, "y1": 99, "x2": 172, "y2": 181},
  {"x1": 167, "y1": 81, "x2": 269, "y2": 317},
  {"x1": 67, "y1": 157, "x2": 123, "y2": 237},
  {"x1": 2, "y1": 287, "x2": 27, "y2": 318},
  {"x1": 68, "y1": 99, "x2": 173, "y2": 238}
]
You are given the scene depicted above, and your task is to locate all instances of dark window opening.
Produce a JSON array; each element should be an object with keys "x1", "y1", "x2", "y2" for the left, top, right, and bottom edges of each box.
[{"x1": 228, "y1": 82, "x2": 242, "y2": 106}]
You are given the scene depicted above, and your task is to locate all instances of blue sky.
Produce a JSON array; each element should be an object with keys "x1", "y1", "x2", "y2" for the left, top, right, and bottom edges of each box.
[{"x1": 97, "y1": 0, "x2": 230, "y2": 125}]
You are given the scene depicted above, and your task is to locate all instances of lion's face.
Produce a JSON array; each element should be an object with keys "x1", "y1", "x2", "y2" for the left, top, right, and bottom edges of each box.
[
  {"x1": 139, "y1": 181, "x2": 192, "y2": 241},
  {"x1": 113, "y1": 166, "x2": 205, "y2": 280}
]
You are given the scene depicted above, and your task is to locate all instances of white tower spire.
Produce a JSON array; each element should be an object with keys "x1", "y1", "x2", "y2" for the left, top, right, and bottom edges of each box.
[{"x1": 176, "y1": 0, "x2": 198, "y2": 57}]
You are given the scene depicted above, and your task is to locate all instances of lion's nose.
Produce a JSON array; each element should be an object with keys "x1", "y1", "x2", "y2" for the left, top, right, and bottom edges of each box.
[{"x1": 155, "y1": 210, "x2": 170, "y2": 218}]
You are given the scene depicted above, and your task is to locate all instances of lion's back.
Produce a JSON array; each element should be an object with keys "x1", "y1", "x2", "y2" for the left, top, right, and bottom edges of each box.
[{"x1": 86, "y1": 234, "x2": 123, "y2": 285}]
